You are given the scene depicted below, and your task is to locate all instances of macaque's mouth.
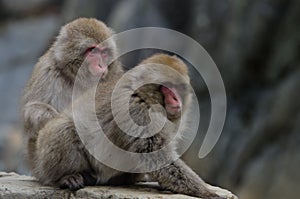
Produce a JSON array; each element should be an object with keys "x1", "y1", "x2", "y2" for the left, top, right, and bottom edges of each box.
[
  {"x1": 160, "y1": 86, "x2": 182, "y2": 104},
  {"x1": 89, "y1": 64, "x2": 107, "y2": 77},
  {"x1": 165, "y1": 104, "x2": 181, "y2": 115}
]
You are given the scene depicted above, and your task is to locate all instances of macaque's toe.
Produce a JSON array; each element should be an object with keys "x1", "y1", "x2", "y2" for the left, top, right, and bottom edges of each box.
[
  {"x1": 205, "y1": 184, "x2": 238, "y2": 199},
  {"x1": 59, "y1": 173, "x2": 85, "y2": 191}
]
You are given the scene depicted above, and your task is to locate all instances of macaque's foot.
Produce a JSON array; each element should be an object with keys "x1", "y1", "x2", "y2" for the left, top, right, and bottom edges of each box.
[
  {"x1": 59, "y1": 173, "x2": 84, "y2": 191},
  {"x1": 205, "y1": 183, "x2": 238, "y2": 199},
  {"x1": 199, "y1": 191, "x2": 226, "y2": 199}
]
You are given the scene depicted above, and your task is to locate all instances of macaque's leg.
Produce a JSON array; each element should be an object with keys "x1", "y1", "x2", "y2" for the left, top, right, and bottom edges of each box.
[
  {"x1": 34, "y1": 116, "x2": 96, "y2": 191},
  {"x1": 150, "y1": 159, "x2": 234, "y2": 199},
  {"x1": 23, "y1": 102, "x2": 59, "y2": 138}
]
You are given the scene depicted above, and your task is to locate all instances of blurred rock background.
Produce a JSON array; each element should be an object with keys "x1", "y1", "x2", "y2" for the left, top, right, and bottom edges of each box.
[{"x1": 0, "y1": 0, "x2": 299, "y2": 199}]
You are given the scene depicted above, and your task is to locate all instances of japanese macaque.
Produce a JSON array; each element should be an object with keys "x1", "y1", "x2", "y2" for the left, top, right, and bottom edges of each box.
[
  {"x1": 32, "y1": 54, "x2": 237, "y2": 199},
  {"x1": 21, "y1": 18, "x2": 123, "y2": 166}
]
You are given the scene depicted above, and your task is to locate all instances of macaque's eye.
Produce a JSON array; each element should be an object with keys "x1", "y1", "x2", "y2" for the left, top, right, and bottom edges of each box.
[
  {"x1": 85, "y1": 46, "x2": 100, "y2": 55},
  {"x1": 91, "y1": 47, "x2": 101, "y2": 54},
  {"x1": 101, "y1": 48, "x2": 111, "y2": 57}
]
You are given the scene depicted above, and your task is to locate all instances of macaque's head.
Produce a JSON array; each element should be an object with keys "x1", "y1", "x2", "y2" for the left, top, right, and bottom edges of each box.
[
  {"x1": 52, "y1": 18, "x2": 118, "y2": 83},
  {"x1": 137, "y1": 54, "x2": 192, "y2": 120}
]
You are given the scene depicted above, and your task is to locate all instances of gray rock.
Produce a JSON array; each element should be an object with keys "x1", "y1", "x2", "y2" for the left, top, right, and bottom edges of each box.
[
  {"x1": 237, "y1": 126, "x2": 300, "y2": 199},
  {"x1": 0, "y1": 172, "x2": 199, "y2": 199},
  {"x1": 2, "y1": 0, "x2": 52, "y2": 14},
  {"x1": 62, "y1": 0, "x2": 119, "y2": 23},
  {"x1": 0, "y1": 15, "x2": 60, "y2": 124},
  {"x1": 108, "y1": 0, "x2": 168, "y2": 31},
  {"x1": 107, "y1": 0, "x2": 169, "y2": 68},
  {"x1": 0, "y1": 15, "x2": 61, "y2": 174},
  {"x1": 0, "y1": 126, "x2": 25, "y2": 174}
]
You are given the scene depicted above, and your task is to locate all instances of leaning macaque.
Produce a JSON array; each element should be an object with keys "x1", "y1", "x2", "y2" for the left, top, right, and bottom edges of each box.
[
  {"x1": 33, "y1": 54, "x2": 237, "y2": 199},
  {"x1": 21, "y1": 18, "x2": 123, "y2": 166}
]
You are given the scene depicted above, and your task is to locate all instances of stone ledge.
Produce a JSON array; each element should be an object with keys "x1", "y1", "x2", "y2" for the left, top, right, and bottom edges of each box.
[{"x1": 0, "y1": 172, "x2": 198, "y2": 199}]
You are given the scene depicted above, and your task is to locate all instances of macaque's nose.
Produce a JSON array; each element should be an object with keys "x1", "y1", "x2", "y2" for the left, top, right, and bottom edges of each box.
[
  {"x1": 161, "y1": 86, "x2": 181, "y2": 107},
  {"x1": 98, "y1": 56, "x2": 106, "y2": 68}
]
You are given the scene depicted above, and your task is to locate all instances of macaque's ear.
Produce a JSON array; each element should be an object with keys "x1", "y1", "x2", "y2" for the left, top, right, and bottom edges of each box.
[
  {"x1": 109, "y1": 28, "x2": 116, "y2": 35},
  {"x1": 53, "y1": 27, "x2": 69, "y2": 61},
  {"x1": 58, "y1": 27, "x2": 69, "y2": 42}
]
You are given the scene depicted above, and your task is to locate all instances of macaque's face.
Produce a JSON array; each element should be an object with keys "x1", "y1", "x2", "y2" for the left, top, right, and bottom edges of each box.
[
  {"x1": 84, "y1": 44, "x2": 114, "y2": 79},
  {"x1": 160, "y1": 83, "x2": 188, "y2": 119},
  {"x1": 131, "y1": 54, "x2": 191, "y2": 120},
  {"x1": 54, "y1": 18, "x2": 117, "y2": 82},
  {"x1": 161, "y1": 86, "x2": 182, "y2": 116}
]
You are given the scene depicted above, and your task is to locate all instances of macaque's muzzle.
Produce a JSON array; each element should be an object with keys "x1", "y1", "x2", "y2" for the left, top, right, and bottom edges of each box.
[{"x1": 161, "y1": 86, "x2": 182, "y2": 115}]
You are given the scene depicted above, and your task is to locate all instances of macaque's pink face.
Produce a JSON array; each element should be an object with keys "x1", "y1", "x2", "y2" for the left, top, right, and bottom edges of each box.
[
  {"x1": 161, "y1": 85, "x2": 182, "y2": 117},
  {"x1": 85, "y1": 45, "x2": 112, "y2": 78}
]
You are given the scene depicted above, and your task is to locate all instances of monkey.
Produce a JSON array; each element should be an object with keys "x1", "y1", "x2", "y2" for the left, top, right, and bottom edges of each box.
[
  {"x1": 22, "y1": 17, "x2": 122, "y2": 137},
  {"x1": 21, "y1": 18, "x2": 123, "y2": 167},
  {"x1": 32, "y1": 54, "x2": 237, "y2": 199}
]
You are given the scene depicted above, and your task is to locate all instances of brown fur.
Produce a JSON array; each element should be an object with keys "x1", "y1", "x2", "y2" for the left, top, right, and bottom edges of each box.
[
  {"x1": 31, "y1": 54, "x2": 236, "y2": 199},
  {"x1": 141, "y1": 54, "x2": 189, "y2": 78},
  {"x1": 21, "y1": 18, "x2": 123, "y2": 169}
]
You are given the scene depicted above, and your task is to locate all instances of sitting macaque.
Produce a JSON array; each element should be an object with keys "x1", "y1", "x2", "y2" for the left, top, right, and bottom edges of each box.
[{"x1": 21, "y1": 18, "x2": 123, "y2": 167}]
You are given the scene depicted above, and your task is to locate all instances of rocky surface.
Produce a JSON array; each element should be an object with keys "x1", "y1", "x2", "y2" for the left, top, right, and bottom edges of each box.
[{"x1": 0, "y1": 172, "x2": 199, "y2": 199}]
